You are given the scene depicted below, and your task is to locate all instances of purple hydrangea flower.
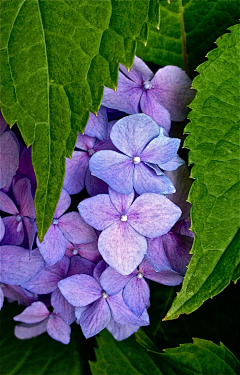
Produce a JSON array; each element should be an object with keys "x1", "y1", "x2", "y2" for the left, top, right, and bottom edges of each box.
[
  {"x1": 89, "y1": 114, "x2": 184, "y2": 195},
  {"x1": 102, "y1": 56, "x2": 196, "y2": 130},
  {"x1": 0, "y1": 283, "x2": 38, "y2": 311},
  {"x1": 0, "y1": 216, "x2": 5, "y2": 242},
  {"x1": 0, "y1": 178, "x2": 36, "y2": 248},
  {"x1": 58, "y1": 263, "x2": 149, "y2": 339},
  {"x1": 37, "y1": 189, "x2": 97, "y2": 265},
  {"x1": 78, "y1": 188, "x2": 182, "y2": 275},
  {"x1": 65, "y1": 237, "x2": 102, "y2": 263},
  {"x1": 0, "y1": 113, "x2": 19, "y2": 190},
  {"x1": 14, "y1": 301, "x2": 71, "y2": 344},
  {"x1": 84, "y1": 106, "x2": 108, "y2": 141},
  {"x1": 100, "y1": 258, "x2": 183, "y2": 317}
]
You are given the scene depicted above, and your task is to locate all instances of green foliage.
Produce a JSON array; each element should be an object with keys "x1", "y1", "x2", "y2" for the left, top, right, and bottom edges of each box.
[
  {"x1": 137, "y1": 0, "x2": 240, "y2": 76},
  {"x1": 0, "y1": 0, "x2": 159, "y2": 240},
  {"x1": 90, "y1": 329, "x2": 240, "y2": 375},
  {"x1": 166, "y1": 24, "x2": 240, "y2": 320},
  {"x1": 0, "y1": 302, "x2": 91, "y2": 375}
]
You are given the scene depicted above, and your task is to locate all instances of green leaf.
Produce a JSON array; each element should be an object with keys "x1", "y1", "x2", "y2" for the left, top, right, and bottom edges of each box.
[
  {"x1": 0, "y1": 302, "x2": 91, "y2": 375},
  {"x1": 137, "y1": 0, "x2": 240, "y2": 76},
  {"x1": 165, "y1": 24, "x2": 240, "y2": 320},
  {"x1": 0, "y1": 0, "x2": 159, "y2": 240},
  {"x1": 89, "y1": 329, "x2": 163, "y2": 375}
]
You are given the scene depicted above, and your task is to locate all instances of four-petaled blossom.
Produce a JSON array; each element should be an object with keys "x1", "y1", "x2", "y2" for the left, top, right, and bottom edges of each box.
[
  {"x1": 78, "y1": 187, "x2": 182, "y2": 275},
  {"x1": 89, "y1": 114, "x2": 184, "y2": 195},
  {"x1": 102, "y1": 56, "x2": 196, "y2": 131}
]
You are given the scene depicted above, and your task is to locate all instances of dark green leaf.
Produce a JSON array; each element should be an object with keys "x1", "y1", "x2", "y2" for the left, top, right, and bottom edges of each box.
[
  {"x1": 0, "y1": 302, "x2": 91, "y2": 375},
  {"x1": 0, "y1": 0, "x2": 159, "y2": 240},
  {"x1": 137, "y1": 0, "x2": 240, "y2": 76},
  {"x1": 166, "y1": 24, "x2": 240, "y2": 320}
]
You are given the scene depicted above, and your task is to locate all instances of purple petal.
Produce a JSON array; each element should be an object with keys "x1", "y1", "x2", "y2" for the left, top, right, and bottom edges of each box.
[
  {"x1": 14, "y1": 301, "x2": 49, "y2": 323},
  {"x1": 165, "y1": 163, "x2": 192, "y2": 220},
  {"x1": 128, "y1": 193, "x2": 182, "y2": 238},
  {"x1": 67, "y1": 256, "x2": 95, "y2": 277},
  {"x1": 2, "y1": 285, "x2": 38, "y2": 306},
  {"x1": 108, "y1": 187, "x2": 134, "y2": 214},
  {"x1": 0, "y1": 191, "x2": 18, "y2": 215},
  {"x1": 14, "y1": 320, "x2": 48, "y2": 339},
  {"x1": 98, "y1": 221, "x2": 147, "y2": 275},
  {"x1": 37, "y1": 224, "x2": 67, "y2": 266},
  {"x1": 159, "y1": 155, "x2": 184, "y2": 171},
  {"x1": 54, "y1": 189, "x2": 71, "y2": 219},
  {"x1": 0, "y1": 288, "x2": 4, "y2": 310},
  {"x1": 140, "y1": 92, "x2": 171, "y2": 132},
  {"x1": 63, "y1": 151, "x2": 89, "y2": 195},
  {"x1": 100, "y1": 266, "x2": 136, "y2": 295},
  {"x1": 0, "y1": 216, "x2": 5, "y2": 242},
  {"x1": 17, "y1": 147, "x2": 36, "y2": 189},
  {"x1": 150, "y1": 66, "x2": 195, "y2": 121},
  {"x1": 51, "y1": 287, "x2": 75, "y2": 324},
  {"x1": 133, "y1": 162, "x2": 175, "y2": 195},
  {"x1": 89, "y1": 151, "x2": 134, "y2": 194},
  {"x1": 145, "y1": 269, "x2": 183, "y2": 286},
  {"x1": 102, "y1": 72, "x2": 142, "y2": 114},
  {"x1": 174, "y1": 217, "x2": 194, "y2": 238},
  {"x1": 76, "y1": 133, "x2": 96, "y2": 151},
  {"x1": 0, "y1": 246, "x2": 44, "y2": 284},
  {"x1": 0, "y1": 131, "x2": 19, "y2": 189},
  {"x1": 58, "y1": 211, "x2": 97, "y2": 245},
  {"x1": 80, "y1": 297, "x2": 111, "y2": 338},
  {"x1": 1, "y1": 216, "x2": 24, "y2": 246},
  {"x1": 75, "y1": 306, "x2": 88, "y2": 324},
  {"x1": 85, "y1": 168, "x2": 109, "y2": 196},
  {"x1": 78, "y1": 194, "x2": 119, "y2": 231},
  {"x1": 123, "y1": 276, "x2": 150, "y2": 317},
  {"x1": 106, "y1": 318, "x2": 140, "y2": 341},
  {"x1": 13, "y1": 178, "x2": 35, "y2": 218},
  {"x1": 84, "y1": 107, "x2": 108, "y2": 141},
  {"x1": 93, "y1": 260, "x2": 108, "y2": 282},
  {"x1": 22, "y1": 256, "x2": 70, "y2": 294},
  {"x1": 47, "y1": 315, "x2": 71, "y2": 344},
  {"x1": 23, "y1": 217, "x2": 37, "y2": 249},
  {"x1": 110, "y1": 114, "x2": 159, "y2": 157},
  {"x1": 65, "y1": 240, "x2": 101, "y2": 263},
  {"x1": 119, "y1": 56, "x2": 154, "y2": 84},
  {"x1": 146, "y1": 237, "x2": 172, "y2": 272},
  {"x1": 108, "y1": 292, "x2": 149, "y2": 326},
  {"x1": 58, "y1": 274, "x2": 102, "y2": 307},
  {"x1": 140, "y1": 135, "x2": 180, "y2": 165}
]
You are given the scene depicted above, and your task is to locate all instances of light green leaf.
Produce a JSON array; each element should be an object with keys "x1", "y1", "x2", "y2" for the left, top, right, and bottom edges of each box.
[
  {"x1": 0, "y1": 0, "x2": 159, "y2": 240},
  {"x1": 0, "y1": 302, "x2": 89, "y2": 375},
  {"x1": 137, "y1": 0, "x2": 240, "y2": 76},
  {"x1": 165, "y1": 24, "x2": 240, "y2": 320}
]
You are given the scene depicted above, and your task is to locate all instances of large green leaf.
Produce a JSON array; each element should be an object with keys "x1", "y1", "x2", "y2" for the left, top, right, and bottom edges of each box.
[
  {"x1": 137, "y1": 0, "x2": 240, "y2": 76},
  {"x1": 165, "y1": 24, "x2": 240, "y2": 320},
  {"x1": 90, "y1": 329, "x2": 240, "y2": 375},
  {"x1": 0, "y1": 0, "x2": 159, "y2": 240},
  {"x1": 0, "y1": 302, "x2": 92, "y2": 375}
]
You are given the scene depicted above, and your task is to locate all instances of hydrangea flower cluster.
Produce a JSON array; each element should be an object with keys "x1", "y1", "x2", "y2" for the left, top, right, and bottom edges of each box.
[{"x1": 0, "y1": 57, "x2": 195, "y2": 344}]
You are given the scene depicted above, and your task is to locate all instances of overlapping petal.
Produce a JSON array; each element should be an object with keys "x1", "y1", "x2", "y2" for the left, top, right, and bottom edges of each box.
[
  {"x1": 47, "y1": 315, "x2": 71, "y2": 344},
  {"x1": 37, "y1": 224, "x2": 67, "y2": 265},
  {"x1": 64, "y1": 151, "x2": 89, "y2": 195},
  {"x1": 84, "y1": 106, "x2": 108, "y2": 141},
  {"x1": 0, "y1": 131, "x2": 19, "y2": 189},
  {"x1": 140, "y1": 91, "x2": 171, "y2": 132},
  {"x1": 58, "y1": 211, "x2": 97, "y2": 244},
  {"x1": 100, "y1": 266, "x2": 136, "y2": 295},
  {"x1": 123, "y1": 276, "x2": 150, "y2": 317},
  {"x1": 140, "y1": 135, "x2": 180, "y2": 165},
  {"x1": 14, "y1": 301, "x2": 49, "y2": 323}
]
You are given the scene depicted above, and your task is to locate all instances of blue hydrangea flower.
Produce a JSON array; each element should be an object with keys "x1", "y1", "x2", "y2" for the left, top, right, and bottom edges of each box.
[{"x1": 89, "y1": 114, "x2": 184, "y2": 195}]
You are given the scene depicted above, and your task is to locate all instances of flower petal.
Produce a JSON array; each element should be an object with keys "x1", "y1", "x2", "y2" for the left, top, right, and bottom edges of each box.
[
  {"x1": 1, "y1": 216, "x2": 24, "y2": 246},
  {"x1": 159, "y1": 155, "x2": 184, "y2": 171},
  {"x1": 51, "y1": 288, "x2": 76, "y2": 325},
  {"x1": 0, "y1": 131, "x2": 19, "y2": 189},
  {"x1": 140, "y1": 91, "x2": 171, "y2": 132},
  {"x1": 63, "y1": 151, "x2": 89, "y2": 195},
  {"x1": 84, "y1": 106, "x2": 108, "y2": 141},
  {"x1": 119, "y1": 56, "x2": 154, "y2": 84},
  {"x1": 58, "y1": 274, "x2": 102, "y2": 307},
  {"x1": 0, "y1": 216, "x2": 5, "y2": 242},
  {"x1": 37, "y1": 224, "x2": 67, "y2": 266},
  {"x1": 128, "y1": 193, "x2": 182, "y2": 238},
  {"x1": 0, "y1": 191, "x2": 18, "y2": 215},
  {"x1": 93, "y1": 260, "x2": 108, "y2": 282},
  {"x1": 22, "y1": 217, "x2": 37, "y2": 250},
  {"x1": 150, "y1": 66, "x2": 195, "y2": 121},
  {"x1": 123, "y1": 276, "x2": 150, "y2": 317},
  {"x1": 106, "y1": 318, "x2": 140, "y2": 341},
  {"x1": 76, "y1": 133, "x2": 96, "y2": 151},
  {"x1": 67, "y1": 256, "x2": 95, "y2": 277},
  {"x1": 98, "y1": 221, "x2": 147, "y2": 275},
  {"x1": 89, "y1": 151, "x2": 134, "y2": 194},
  {"x1": 78, "y1": 194, "x2": 119, "y2": 231},
  {"x1": 133, "y1": 163, "x2": 175, "y2": 195},
  {"x1": 47, "y1": 315, "x2": 71, "y2": 344},
  {"x1": 108, "y1": 187, "x2": 134, "y2": 214},
  {"x1": 13, "y1": 178, "x2": 35, "y2": 218},
  {"x1": 14, "y1": 301, "x2": 49, "y2": 323},
  {"x1": 100, "y1": 266, "x2": 136, "y2": 295},
  {"x1": 110, "y1": 114, "x2": 159, "y2": 157},
  {"x1": 80, "y1": 298, "x2": 111, "y2": 339},
  {"x1": 54, "y1": 189, "x2": 71, "y2": 219},
  {"x1": 58, "y1": 211, "x2": 97, "y2": 244},
  {"x1": 14, "y1": 320, "x2": 48, "y2": 339},
  {"x1": 140, "y1": 134, "x2": 180, "y2": 165},
  {"x1": 85, "y1": 168, "x2": 109, "y2": 196},
  {"x1": 0, "y1": 246, "x2": 44, "y2": 285}
]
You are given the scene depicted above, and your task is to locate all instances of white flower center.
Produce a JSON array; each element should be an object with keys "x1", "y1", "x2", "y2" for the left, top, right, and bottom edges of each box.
[
  {"x1": 88, "y1": 148, "x2": 95, "y2": 156},
  {"x1": 102, "y1": 292, "x2": 108, "y2": 299},
  {"x1": 137, "y1": 271, "x2": 144, "y2": 279},
  {"x1": 120, "y1": 214, "x2": 128, "y2": 222},
  {"x1": 143, "y1": 80, "x2": 152, "y2": 90},
  {"x1": 16, "y1": 214, "x2": 22, "y2": 222},
  {"x1": 72, "y1": 248, "x2": 78, "y2": 255},
  {"x1": 52, "y1": 218, "x2": 58, "y2": 225},
  {"x1": 132, "y1": 156, "x2": 140, "y2": 164}
]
